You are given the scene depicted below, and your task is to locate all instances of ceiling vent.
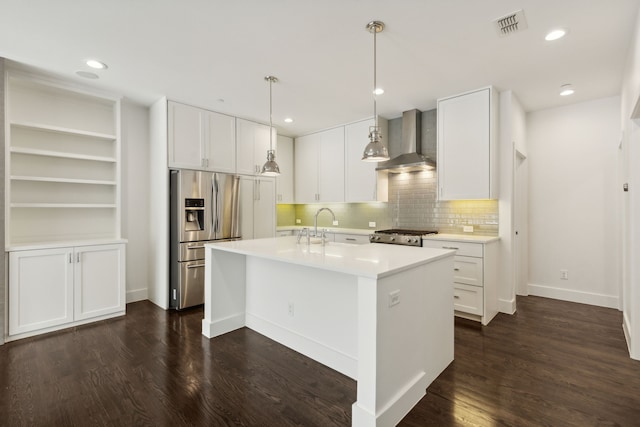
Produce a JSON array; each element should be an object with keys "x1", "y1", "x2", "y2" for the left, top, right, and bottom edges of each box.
[{"x1": 494, "y1": 9, "x2": 528, "y2": 37}]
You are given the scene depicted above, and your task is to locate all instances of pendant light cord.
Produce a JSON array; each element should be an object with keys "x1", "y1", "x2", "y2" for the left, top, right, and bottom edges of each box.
[
  {"x1": 373, "y1": 25, "x2": 378, "y2": 129},
  {"x1": 269, "y1": 77, "x2": 273, "y2": 151}
]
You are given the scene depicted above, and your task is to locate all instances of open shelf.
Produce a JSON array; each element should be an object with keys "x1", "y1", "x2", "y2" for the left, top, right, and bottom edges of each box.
[
  {"x1": 10, "y1": 147, "x2": 116, "y2": 163},
  {"x1": 6, "y1": 69, "x2": 121, "y2": 247},
  {"x1": 11, "y1": 176, "x2": 116, "y2": 185}
]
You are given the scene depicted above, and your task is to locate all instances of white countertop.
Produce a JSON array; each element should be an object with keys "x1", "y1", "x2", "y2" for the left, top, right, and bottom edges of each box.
[
  {"x1": 422, "y1": 233, "x2": 500, "y2": 243},
  {"x1": 206, "y1": 236, "x2": 454, "y2": 279}
]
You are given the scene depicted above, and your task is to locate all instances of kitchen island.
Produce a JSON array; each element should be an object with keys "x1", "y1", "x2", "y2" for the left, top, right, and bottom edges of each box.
[{"x1": 202, "y1": 237, "x2": 455, "y2": 427}]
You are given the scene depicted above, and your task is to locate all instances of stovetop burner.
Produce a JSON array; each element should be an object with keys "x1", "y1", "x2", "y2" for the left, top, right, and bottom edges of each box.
[{"x1": 370, "y1": 229, "x2": 438, "y2": 246}]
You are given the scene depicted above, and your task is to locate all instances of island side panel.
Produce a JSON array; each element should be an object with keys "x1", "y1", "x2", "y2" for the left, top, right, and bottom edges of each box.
[
  {"x1": 202, "y1": 247, "x2": 247, "y2": 338},
  {"x1": 353, "y1": 255, "x2": 455, "y2": 427},
  {"x1": 244, "y1": 256, "x2": 359, "y2": 379}
]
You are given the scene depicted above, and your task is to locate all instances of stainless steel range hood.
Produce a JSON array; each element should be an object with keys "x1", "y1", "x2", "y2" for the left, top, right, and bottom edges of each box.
[{"x1": 376, "y1": 109, "x2": 436, "y2": 173}]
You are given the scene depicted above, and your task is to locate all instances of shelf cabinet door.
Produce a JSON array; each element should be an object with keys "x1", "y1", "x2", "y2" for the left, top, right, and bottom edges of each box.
[
  {"x1": 275, "y1": 135, "x2": 294, "y2": 203},
  {"x1": 317, "y1": 127, "x2": 345, "y2": 202},
  {"x1": 204, "y1": 111, "x2": 236, "y2": 173},
  {"x1": 9, "y1": 248, "x2": 74, "y2": 335},
  {"x1": 437, "y1": 87, "x2": 495, "y2": 200},
  {"x1": 294, "y1": 133, "x2": 320, "y2": 203},
  {"x1": 254, "y1": 178, "x2": 276, "y2": 239},
  {"x1": 237, "y1": 119, "x2": 275, "y2": 175},
  {"x1": 168, "y1": 101, "x2": 206, "y2": 169},
  {"x1": 345, "y1": 119, "x2": 377, "y2": 202},
  {"x1": 74, "y1": 244, "x2": 126, "y2": 321}
]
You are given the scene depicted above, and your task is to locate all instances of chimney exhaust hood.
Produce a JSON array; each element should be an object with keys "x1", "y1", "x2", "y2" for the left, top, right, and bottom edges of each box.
[{"x1": 376, "y1": 109, "x2": 436, "y2": 173}]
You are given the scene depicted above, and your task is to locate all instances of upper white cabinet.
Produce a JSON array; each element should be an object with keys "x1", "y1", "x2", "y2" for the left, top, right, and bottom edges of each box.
[
  {"x1": 276, "y1": 135, "x2": 294, "y2": 203},
  {"x1": 437, "y1": 87, "x2": 498, "y2": 200},
  {"x1": 236, "y1": 118, "x2": 275, "y2": 175},
  {"x1": 6, "y1": 70, "x2": 121, "y2": 246},
  {"x1": 294, "y1": 127, "x2": 345, "y2": 203},
  {"x1": 344, "y1": 118, "x2": 388, "y2": 202},
  {"x1": 168, "y1": 101, "x2": 236, "y2": 173}
]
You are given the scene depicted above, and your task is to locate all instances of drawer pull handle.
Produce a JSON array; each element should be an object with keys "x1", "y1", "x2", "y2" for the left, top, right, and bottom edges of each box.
[
  {"x1": 187, "y1": 264, "x2": 206, "y2": 269},
  {"x1": 453, "y1": 267, "x2": 460, "y2": 271},
  {"x1": 443, "y1": 246, "x2": 459, "y2": 250},
  {"x1": 345, "y1": 238, "x2": 356, "y2": 241},
  {"x1": 454, "y1": 295, "x2": 460, "y2": 299}
]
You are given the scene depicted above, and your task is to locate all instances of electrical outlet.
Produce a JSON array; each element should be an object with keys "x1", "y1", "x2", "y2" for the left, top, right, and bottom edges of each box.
[
  {"x1": 288, "y1": 302, "x2": 295, "y2": 317},
  {"x1": 463, "y1": 225, "x2": 474, "y2": 233},
  {"x1": 295, "y1": 219, "x2": 301, "y2": 224},
  {"x1": 560, "y1": 269, "x2": 568, "y2": 280},
  {"x1": 369, "y1": 221, "x2": 377, "y2": 228},
  {"x1": 332, "y1": 220, "x2": 339, "y2": 226},
  {"x1": 388, "y1": 290, "x2": 400, "y2": 307}
]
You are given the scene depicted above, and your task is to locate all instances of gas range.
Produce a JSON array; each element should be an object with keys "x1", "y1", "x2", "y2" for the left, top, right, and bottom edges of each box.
[{"x1": 369, "y1": 229, "x2": 438, "y2": 247}]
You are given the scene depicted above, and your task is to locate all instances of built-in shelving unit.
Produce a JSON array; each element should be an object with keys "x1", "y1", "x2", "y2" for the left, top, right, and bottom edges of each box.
[{"x1": 5, "y1": 70, "x2": 121, "y2": 246}]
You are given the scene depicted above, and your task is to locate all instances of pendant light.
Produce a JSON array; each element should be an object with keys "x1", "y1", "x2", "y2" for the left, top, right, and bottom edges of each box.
[
  {"x1": 362, "y1": 20, "x2": 389, "y2": 162},
  {"x1": 261, "y1": 75, "x2": 281, "y2": 176}
]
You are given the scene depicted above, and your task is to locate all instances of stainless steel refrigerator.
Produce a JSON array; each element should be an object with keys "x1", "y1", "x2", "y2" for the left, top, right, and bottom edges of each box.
[{"x1": 169, "y1": 169, "x2": 241, "y2": 309}]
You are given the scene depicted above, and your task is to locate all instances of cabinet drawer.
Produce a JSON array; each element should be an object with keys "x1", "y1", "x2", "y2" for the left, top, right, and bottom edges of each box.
[
  {"x1": 334, "y1": 234, "x2": 369, "y2": 245},
  {"x1": 277, "y1": 230, "x2": 294, "y2": 237},
  {"x1": 421, "y1": 239, "x2": 483, "y2": 257},
  {"x1": 453, "y1": 255, "x2": 483, "y2": 286},
  {"x1": 453, "y1": 283, "x2": 483, "y2": 316}
]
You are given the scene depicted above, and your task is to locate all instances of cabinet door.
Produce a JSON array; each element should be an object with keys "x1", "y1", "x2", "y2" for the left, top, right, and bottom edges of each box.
[
  {"x1": 253, "y1": 124, "x2": 275, "y2": 174},
  {"x1": 9, "y1": 248, "x2": 74, "y2": 335},
  {"x1": 276, "y1": 135, "x2": 294, "y2": 203},
  {"x1": 239, "y1": 176, "x2": 255, "y2": 239},
  {"x1": 236, "y1": 119, "x2": 257, "y2": 175},
  {"x1": 74, "y1": 244, "x2": 126, "y2": 321},
  {"x1": 437, "y1": 88, "x2": 491, "y2": 200},
  {"x1": 254, "y1": 178, "x2": 276, "y2": 239},
  {"x1": 318, "y1": 127, "x2": 345, "y2": 202},
  {"x1": 168, "y1": 101, "x2": 205, "y2": 169},
  {"x1": 204, "y1": 111, "x2": 236, "y2": 173},
  {"x1": 294, "y1": 133, "x2": 320, "y2": 203},
  {"x1": 345, "y1": 119, "x2": 377, "y2": 202}
]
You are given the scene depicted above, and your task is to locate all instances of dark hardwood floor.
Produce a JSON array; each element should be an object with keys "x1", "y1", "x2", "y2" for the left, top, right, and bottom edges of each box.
[{"x1": 1, "y1": 296, "x2": 639, "y2": 426}]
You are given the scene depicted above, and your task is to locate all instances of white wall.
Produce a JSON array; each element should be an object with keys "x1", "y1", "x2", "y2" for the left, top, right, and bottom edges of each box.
[
  {"x1": 620, "y1": 6, "x2": 640, "y2": 360},
  {"x1": 121, "y1": 100, "x2": 150, "y2": 302},
  {"x1": 527, "y1": 96, "x2": 620, "y2": 308}
]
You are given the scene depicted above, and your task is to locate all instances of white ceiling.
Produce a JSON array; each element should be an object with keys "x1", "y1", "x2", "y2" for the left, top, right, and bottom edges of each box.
[{"x1": 1, "y1": 0, "x2": 639, "y2": 137}]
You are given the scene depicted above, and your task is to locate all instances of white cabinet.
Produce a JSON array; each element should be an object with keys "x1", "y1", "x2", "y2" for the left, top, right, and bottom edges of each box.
[
  {"x1": 344, "y1": 118, "x2": 388, "y2": 202},
  {"x1": 236, "y1": 118, "x2": 275, "y2": 175},
  {"x1": 6, "y1": 70, "x2": 121, "y2": 245},
  {"x1": 422, "y1": 238, "x2": 498, "y2": 325},
  {"x1": 9, "y1": 243, "x2": 125, "y2": 338},
  {"x1": 275, "y1": 135, "x2": 294, "y2": 203},
  {"x1": 168, "y1": 101, "x2": 236, "y2": 173},
  {"x1": 294, "y1": 127, "x2": 345, "y2": 203},
  {"x1": 240, "y1": 176, "x2": 276, "y2": 239},
  {"x1": 437, "y1": 87, "x2": 498, "y2": 200},
  {"x1": 334, "y1": 233, "x2": 370, "y2": 245}
]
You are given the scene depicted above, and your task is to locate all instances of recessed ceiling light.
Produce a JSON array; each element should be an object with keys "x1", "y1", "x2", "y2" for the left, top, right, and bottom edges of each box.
[
  {"x1": 373, "y1": 88, "x2": 384, "y2": 95},
  {"x1": 545, "y1": 29, "x2": 567, "y2": 41},
  {"x1": 86, "y1": 59, "x2": 108, "y2": 69},
  {"x1": 75, "y1": 70, "x2": 99, "y2": 79},
  {"x1": 284, "y1": 118, "x2": 293, "y2": 123},
  {"x1": 559, "y1": 84, "x2": 575, "y2": 96}
]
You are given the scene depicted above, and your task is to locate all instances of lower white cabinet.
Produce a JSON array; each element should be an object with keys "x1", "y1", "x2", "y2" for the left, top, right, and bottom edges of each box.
[
  {"x1": 334, "y1": 233, "x2": 370, "y2": 245},
  {"x1": 422, "y1": 238, "x2": 498, "y2": 325},
  {"x1": 9, "y1": 242, "x2": 126, "y2": 338}
]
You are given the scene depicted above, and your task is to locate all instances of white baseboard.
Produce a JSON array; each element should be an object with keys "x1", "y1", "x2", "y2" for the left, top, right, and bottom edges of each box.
[
  {"x1": 126, "y1": 288, "x2": 148, "y2": 303},
  {"x1": 499, "y1": 298, "x2": 516, "y2": 314},
  {"x1": 246, "y1": 312, "x2": 357, "y2": 380},
  {"x1": 527, "y1": 283, "x2": 619, "y2": 309}
]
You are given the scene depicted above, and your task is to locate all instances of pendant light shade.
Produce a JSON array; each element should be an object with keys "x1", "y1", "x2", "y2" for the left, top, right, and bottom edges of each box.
[
  {"x1": 261, "y1": 75, "x2": 281, "y2": 176},
  {"x1": 362, "y1": 20, "x2": 389, "y2": 162}
]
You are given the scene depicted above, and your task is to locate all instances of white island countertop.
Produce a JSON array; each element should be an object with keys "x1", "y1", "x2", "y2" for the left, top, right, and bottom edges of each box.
[{"x1": 207, "y1": 236, "x2": 454, "y2": 279}]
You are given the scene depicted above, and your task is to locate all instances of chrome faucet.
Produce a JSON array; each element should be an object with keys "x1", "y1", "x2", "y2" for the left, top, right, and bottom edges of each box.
[
  {"x1": 314, "y1": 208, "x2": 336, "y2": 238},
  {"x1": 296, "y1": 227, "x2": 310, "y2": 245}
]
